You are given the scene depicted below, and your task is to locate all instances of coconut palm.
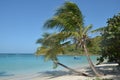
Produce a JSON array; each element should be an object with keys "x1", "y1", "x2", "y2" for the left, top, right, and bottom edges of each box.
[
  {"x1": 36, "y1": 33, "x2": 89, "y2": 76},
  {"x1": 43, "y1": 1, "x2": 103, "y2": 76}
]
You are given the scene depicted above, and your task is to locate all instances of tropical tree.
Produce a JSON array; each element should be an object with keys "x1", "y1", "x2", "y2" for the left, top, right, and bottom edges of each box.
[
  {"x1": 36, "y1": 33, "x2": 89, "y2": 76},
  {"x1": 97, "y1": 13, "x2": 120, "y2": 66},
  {"x1": 87, "y1": 36, "x2": 102, "y2": 55},
  {"x1": 43, "y1": 1, "x2": 103, "y2": 76}
]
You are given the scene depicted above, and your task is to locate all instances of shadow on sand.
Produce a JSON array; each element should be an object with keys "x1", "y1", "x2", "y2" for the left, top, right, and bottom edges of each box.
[
  {"x1": 38, "y1": 63, "x2": 120, "y2": 80},
  {"x1": 38, "y1": 70, "x2": 73, "y2": 79},
  {"x1": 84, "y1": 63, "x2": 120, "y2": 80}
]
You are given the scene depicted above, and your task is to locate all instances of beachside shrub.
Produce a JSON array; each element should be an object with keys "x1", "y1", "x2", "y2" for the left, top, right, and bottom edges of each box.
[{"x1": 97, "y1": 13, "x2": 120, "y2": 66}]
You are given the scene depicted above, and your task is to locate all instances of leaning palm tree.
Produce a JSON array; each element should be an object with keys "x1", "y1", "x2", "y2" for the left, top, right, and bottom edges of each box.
[
  {"x1": 44, "y1": 1, "x2": 103, "y2": 76},
  {"x1": 36, "y1": 33, "x2": 89, "y2": 76}
]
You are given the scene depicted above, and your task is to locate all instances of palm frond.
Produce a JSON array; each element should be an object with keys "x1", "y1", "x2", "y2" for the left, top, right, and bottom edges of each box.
[
  {"x1": 36, "y1": 46, "x2": 49, "y2": 56},
  {"x1": 82, "y1": 24, "x2": 92, "y2": 35},
  {"x1": 91, "y1": 27, "x2": 105, "y2": 33},
  {"x1": 36, "y1": 38, "x2": 43, "y2": 44},
  {"x1": 44, "y1": 1, "x2": 84, "y2": 33},
  {"x1": 36, "y1": 33, "x2": 51, "y2": 44},
  {"x1": 55, "y1": 1, "x2": 83, "y2": 19}
]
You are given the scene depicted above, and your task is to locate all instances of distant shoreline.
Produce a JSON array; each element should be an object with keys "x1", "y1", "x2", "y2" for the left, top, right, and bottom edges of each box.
[
  {"x1": 0, "y1": 53, "x2": 100, "y2": 56},
  {"x1": 0, "y1": 53, "x2": 34, "y2": 55}
]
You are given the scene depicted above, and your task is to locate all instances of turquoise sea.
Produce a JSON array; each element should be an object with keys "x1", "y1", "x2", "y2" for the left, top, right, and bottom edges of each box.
[{"x1": 0, "y1": 54, "x2": 98, "y2": 77}]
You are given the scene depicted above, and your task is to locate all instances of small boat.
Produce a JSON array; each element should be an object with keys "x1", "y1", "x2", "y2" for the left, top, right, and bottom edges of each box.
[{"x1": 74, "y1": 56, "x2": 81, "y2": 60}]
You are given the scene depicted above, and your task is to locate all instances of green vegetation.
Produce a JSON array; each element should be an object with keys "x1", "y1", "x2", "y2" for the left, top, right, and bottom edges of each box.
[
  {"x1": 97, "y1": 13, "x2": 120, "y2": 66},
  {"x1": 36, "y1": 1, "x2": 103, "y2": 76},
  {"x1": 36, "y1": 1, "x2": 90, "y2": 76},
  {"x1": 36, "y1": 1, "x2": 120, "y2": 77}
]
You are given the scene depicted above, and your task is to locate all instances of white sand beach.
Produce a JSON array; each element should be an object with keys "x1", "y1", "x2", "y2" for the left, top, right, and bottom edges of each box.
[
  {"x1": 1, "y1": 63, "x2": 120, "y2": 80},
  {"x1": 32, "y1": 63, "x2": 120, "y2": 80}
]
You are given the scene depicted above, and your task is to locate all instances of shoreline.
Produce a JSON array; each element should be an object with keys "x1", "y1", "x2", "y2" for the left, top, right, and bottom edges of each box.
[{"x1": 0, "y1": 63, "x2": 120, "y2": 80}]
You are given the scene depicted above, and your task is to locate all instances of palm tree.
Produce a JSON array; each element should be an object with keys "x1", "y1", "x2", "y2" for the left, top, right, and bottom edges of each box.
[
  {"x1": 36, "y1": 33, "x2": 89, "y2": 76},
  {"x1": 44, "y1": 1, "x2": 103, "y2": 76}
]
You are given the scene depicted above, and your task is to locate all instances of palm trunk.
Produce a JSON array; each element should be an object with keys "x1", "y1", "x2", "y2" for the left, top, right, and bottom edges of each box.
[
  {"x1": 53, "y1": 61, "x2": 89, "y2": 76},
  {"x1": 83, "y1": 44, "x2": 104, "y2": 77}
]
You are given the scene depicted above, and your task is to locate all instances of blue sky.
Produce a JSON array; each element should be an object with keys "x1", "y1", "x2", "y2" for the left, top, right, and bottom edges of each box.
[{"x1": 0, "y1": 0, "x2": 120, "y2": 53}]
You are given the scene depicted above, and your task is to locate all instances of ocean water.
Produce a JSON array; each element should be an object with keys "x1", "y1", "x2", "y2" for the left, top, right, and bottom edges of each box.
[{"x1": 0, "y1": 54, "x2": 98, "y2": 76}]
